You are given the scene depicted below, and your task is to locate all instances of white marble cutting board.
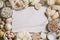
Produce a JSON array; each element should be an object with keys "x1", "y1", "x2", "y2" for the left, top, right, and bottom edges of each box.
[{"x1": 12, "y1": 6, "x2": 48, "y2": 32}]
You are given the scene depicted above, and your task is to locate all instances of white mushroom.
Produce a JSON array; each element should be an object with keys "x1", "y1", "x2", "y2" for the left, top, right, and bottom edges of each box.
[
  {"x1": 47, "y1": 32, "x2": 56, "y2": 40},
  {"x1": 5, "y1": 23, "x2": 12, "y2": 31},
  {"x1": 1, "y1": 7, "x2": 13, "y2": 18}
]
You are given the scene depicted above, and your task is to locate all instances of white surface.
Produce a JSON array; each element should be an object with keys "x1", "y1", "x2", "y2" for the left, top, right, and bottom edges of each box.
[{"x1": 12, "y1": 7, "x2": 48, "y2": 32}]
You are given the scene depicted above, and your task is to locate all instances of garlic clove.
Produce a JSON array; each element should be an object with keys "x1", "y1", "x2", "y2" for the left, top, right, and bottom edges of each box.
[
  {"x1": 34, "y1": 3, "x2": 42, "y2": 10},
  {"x1": 52, "y1": 12, "x2": 59, "y2": 19},
  {"x1": 40, "y1": 32, "x2": 46, "y2": 39}
]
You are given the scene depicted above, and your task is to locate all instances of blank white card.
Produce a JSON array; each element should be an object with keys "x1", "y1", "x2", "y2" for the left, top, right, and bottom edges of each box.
[{"x1": 12, "y1": 7, "x2": 48, "y2": 32}]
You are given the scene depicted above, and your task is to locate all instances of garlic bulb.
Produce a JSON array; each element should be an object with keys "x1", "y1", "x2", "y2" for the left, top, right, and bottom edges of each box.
[
  {"x1": 0, "y1": 0, "x2": 4, "y2": 8},
  {"x1": 5, "y1": 23, "x2": 12, "y2": 31},
  {"x1": 1, "y1": 7, "x2": 13, "y2": 18},
  {"x1": 6, "y1": 18, "x2": 12, "y2": 24}
]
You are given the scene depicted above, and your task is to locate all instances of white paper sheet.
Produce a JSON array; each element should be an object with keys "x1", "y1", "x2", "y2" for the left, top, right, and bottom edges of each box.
[{"x1": 12, "y1": 7, "x2": 48, "y2": 32}]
